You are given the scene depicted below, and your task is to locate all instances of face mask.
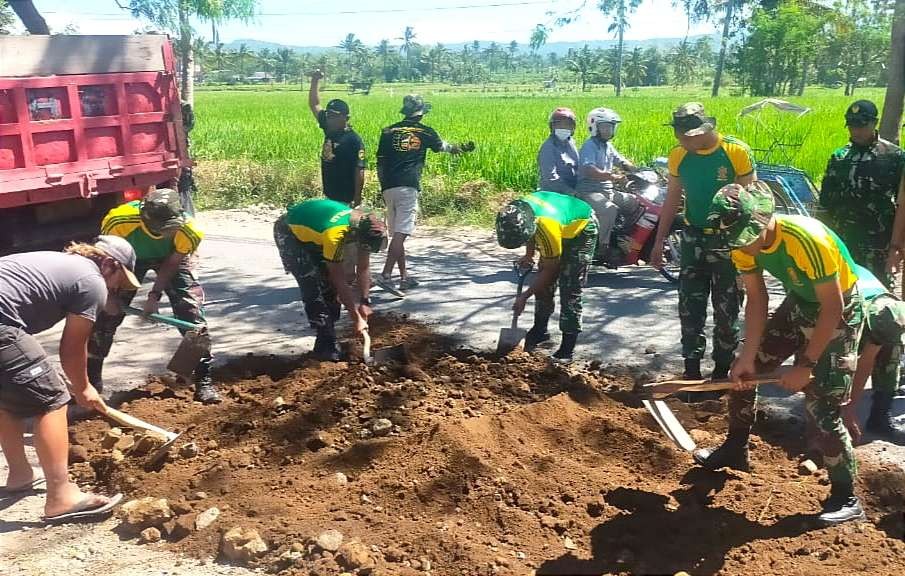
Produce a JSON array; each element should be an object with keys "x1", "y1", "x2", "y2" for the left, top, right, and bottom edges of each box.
[
  {"x1": 553, "y1": 128, "x2": 573, "y2": 141},
  {"x1": 597, "y1": 123, "x2": 616, "y2": 141}
]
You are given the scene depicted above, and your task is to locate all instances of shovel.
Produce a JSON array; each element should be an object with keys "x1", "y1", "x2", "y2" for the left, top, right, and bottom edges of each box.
[
  {"x1": 496, "y1": 264, "x2": 531, "y2": 354},
  {"x1": 636, "y1": 367, "x2": 797, "y2": 400},
  {"x1": 361, "y1": 329, "x2": 407, "y2": 365},
  {"x1": 124, "y1": 306, "x2": 210, "y2": 379},
  {"x1": 101, "y1": 405, "x2": 181, "y2": 464}
]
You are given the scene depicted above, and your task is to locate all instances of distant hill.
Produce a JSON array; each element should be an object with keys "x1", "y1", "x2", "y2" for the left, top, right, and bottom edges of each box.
[{"x1": 223, "y1": 34, "x2": 720, "y2": 56}]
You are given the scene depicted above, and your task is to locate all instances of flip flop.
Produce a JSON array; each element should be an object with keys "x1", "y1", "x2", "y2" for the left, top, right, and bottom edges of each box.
[
  {"x1": 0, "y1": 476, "x2": 46, "y2": 495},
  {"x1": 42, "y1": 493, "x2": 123, "y2": 524}
]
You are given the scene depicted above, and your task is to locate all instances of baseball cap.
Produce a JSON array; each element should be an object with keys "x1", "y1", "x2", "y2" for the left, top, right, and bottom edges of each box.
[
  {"x1": 326, "y1": 99, "x2": 350, "y2": 116},
  {"x1": 866, "y1": 296, "x2": 905, "y2": 346},
  {"x1": 94, "y1": 235, "x2": 142, "y2": 289},
  {"x1": 400, "y1": 94, "x2": 431, "y2": 117},
  {"x1": 706, "y1": 181, "x2": 775, "y2": 248},
  {"x1": 140, "y1": 188, "x2": 185, "y2": 235},
  {"x1": 495, "y1": 200, "x2": 537, "y2": 249},
  {"x1": 666, "y1": 102, "x2": 716, "y2": 136},
  {"x1": 845, "y1": 100, "x2": 879, "y2": 127},
  {"x1": 357, "y1": 213, "x2": 387, "y2": 253}
]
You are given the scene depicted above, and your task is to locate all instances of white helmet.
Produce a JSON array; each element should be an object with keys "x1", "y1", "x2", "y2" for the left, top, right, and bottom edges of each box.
[{"x1": 587, "y1": 107, "x2": 622, "y2": 138}]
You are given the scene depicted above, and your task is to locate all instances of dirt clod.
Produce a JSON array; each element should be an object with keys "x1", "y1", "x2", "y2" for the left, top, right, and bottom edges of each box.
[
  {"x1": 139, "y1": 527, "x2": 162, "y2": 544},
  {"x1": 195, "y1": 507, "x2": 220, "y2": 531},
  {"x1": 315, "y1": 529, "x2": 344, "y2": 552},
  {"x1": 118, "y1": 497, "x2": 174, "y2": 534},
  {"x1": 221, "y1": 527, "x2": 268, "y2": 564}
]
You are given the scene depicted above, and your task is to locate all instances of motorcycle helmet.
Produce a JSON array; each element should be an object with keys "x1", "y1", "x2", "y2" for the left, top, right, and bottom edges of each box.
[
  {"x1": 548, "y1": 107, "x2": 577, "y2": 125},
  {"x1": 586, "y1": 107, "x2": 622, "y2": 140}
]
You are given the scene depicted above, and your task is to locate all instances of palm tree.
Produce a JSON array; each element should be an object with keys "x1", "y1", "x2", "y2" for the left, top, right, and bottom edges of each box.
[
  {"x1": 337, "y1": 33, "x2": 365, "y2": 70},
  {"x1": 669, "y1": 40, "x2": 697, "y2": 89},
  {"x1": 566, "y1": 45, "x2": 598, "y2": 91},
  {"x1": 213, "y1": 42, "x2": 226, "y2": 71},
  {"x1": 276, "y1": 47, "x2": 295, "y2": 82},
  {"x1": 530, "y1": 24, "x2": 548, "y2": 54},
  {"x1": 398, "y1": 26, "x2": 418, "y2": 79},
  {"x1": 376, "y1": 39, "x2": 394, "y2": 81},
  {"x1": 507, "y1": 40, "x2": 519, "y2": 71},
  {"x1": 235, "y1": 43, "x2": 250, "y2": 77},
  {"x1": 598, "y1": 0, "x2": 644, "y2": 96},
  {"x1": 428, "y1": 44, "x2": 449, "y2": 81},
  {"x1": 625, "y1": 46, "x2": 647, "y2": 87}
]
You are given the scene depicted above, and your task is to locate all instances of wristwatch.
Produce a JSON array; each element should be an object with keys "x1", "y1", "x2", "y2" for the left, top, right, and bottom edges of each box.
[{"x1": 794, "y1": 354, "x2": 818, "y2": 369}]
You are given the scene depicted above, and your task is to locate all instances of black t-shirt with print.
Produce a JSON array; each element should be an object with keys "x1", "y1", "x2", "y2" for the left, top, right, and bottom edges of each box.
[
  {"x1": 376, "y1": 119, "x2": 445, "y2": 191},
  {"x1": 318, "y1": 110, "x2": 366, "y2": 204}
]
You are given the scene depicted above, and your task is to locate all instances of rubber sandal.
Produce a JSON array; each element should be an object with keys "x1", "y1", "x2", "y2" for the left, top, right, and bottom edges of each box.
[
  {"x1": 0, "y1": 476, "x2": 46, "y2": 495},
  {"x1": 373, "y1": 274, "x2": 405, "y2": 298},
  {"x1": 42, "y1": 493, "x2": 123, "y2": 524}
]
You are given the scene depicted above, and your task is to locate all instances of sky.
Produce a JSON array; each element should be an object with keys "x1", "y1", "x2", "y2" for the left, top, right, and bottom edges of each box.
[{"x1": 27, "y1": 0, "x2": 716, "y2": 47}]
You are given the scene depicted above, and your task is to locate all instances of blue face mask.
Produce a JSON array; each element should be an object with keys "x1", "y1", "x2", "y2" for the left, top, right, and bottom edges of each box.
[{"x1": 554, "y1": 128, "x2": 573, "y2": 141}]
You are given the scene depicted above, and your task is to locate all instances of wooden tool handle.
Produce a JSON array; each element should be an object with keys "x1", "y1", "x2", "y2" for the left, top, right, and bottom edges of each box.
[
  {"x1": 511, "y1": 266, "x2": 529, "y2": 329},
  {"x1": 103, "y1": 406, "x2": 177, "y2": 441},
  {"x1": 362, "y1": 329, "x2": 372, "y2": 361}
]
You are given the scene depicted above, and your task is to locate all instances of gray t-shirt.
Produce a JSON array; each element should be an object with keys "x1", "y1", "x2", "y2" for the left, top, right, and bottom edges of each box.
[
  {"x1": 0, "y1": 252, "x2": 108, "y2": 334},
  {"x1": 576, "y1": 137, "x2": 631, "y2": 195}
]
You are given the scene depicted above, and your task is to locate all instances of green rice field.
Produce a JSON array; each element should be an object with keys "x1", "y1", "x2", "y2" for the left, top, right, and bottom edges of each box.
[{"x1": 191, "y1": 85, "x2": 886, "y2": 224}]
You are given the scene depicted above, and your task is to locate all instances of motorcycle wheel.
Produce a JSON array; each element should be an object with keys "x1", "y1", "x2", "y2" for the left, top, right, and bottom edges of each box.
[{"x1": 658, "y1": 230, "x2": 681, "y2": 285}]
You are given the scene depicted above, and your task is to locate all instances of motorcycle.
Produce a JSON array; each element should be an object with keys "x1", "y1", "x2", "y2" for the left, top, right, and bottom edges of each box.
[{"x1": 592, "y1": 165, "x2": 682, "y2": 284}]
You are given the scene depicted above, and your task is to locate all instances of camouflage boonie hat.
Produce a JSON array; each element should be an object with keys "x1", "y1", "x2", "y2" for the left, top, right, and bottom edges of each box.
[
  {"x1": 400, "y1": 94, "x2": 431, "y2": 117},
  {"x1": 707, "y1": 181, "x2": 775, "y2": 248},
  {"x1": 495, "y1": 200, "x2": 536, "y2": 249},
  {"x1": 357, "y1": 213, "x2": 388, "y2": 253},
  {"x1": 666, "y1": 102, "x2": 716, "y2": 136},
  {"x1": 865, "y1": 295, "x2": 905, "y2": 346},
  {"x1": 844, "y1": 99, "x2": 878, "y2": 127},
  {"x1": 140, "y1": 188, "x2": 185, "y2": 234}
]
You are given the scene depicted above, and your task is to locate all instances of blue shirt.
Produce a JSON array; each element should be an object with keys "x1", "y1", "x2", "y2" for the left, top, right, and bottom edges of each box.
[
  {"x1": 576, "y1": 137, "x2": 630, "y2": 195},
  {"x1": 536, "y1": 135, "x2": 579, "y2": 195}
]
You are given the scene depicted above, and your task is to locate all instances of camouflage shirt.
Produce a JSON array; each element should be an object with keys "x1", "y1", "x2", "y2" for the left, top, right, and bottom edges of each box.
[{"x1": 819, "y1": 135, "x2": 905, "y2": 250}]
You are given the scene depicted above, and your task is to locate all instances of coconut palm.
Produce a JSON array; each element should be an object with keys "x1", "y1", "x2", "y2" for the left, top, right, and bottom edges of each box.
[{"x1": 598, "y1": 0, "x2": 644, "y2": 96}]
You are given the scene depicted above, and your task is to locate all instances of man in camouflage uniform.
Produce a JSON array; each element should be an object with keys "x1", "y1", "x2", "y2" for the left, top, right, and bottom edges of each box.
[
  {"x1": 649, "y1": 103, "x2": 756, "y2": 380},
  {"x1": 820, "y1": 99, "x2": 905, "y2": 440},
  {"x1": 496, "y1": 191, "x2": 598, "y2": 364},
  {"x1": 695, "y1": 182, "x2": 866, "y2": 526},
  {"x1": 90, "y1": 188, "x2": 220, "y2": 403},
  {"x1": 841, "y1": 267, "x2": 905, "y2": 444}
]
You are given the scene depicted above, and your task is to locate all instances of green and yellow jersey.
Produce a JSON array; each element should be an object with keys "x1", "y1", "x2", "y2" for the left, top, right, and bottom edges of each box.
[
  {"x1": 668, "y1": 134, "x2": 755, "y2": 227},
  {"x1": 101, "y1": 201, "x2": 203, "y2": 261},
  {"x1": 524, "y1": 191, "x2": 593, "y2": 259},
  {"x1": 731, "y1": 215, "x2": 858, "y2": 303},
  {"x1": 285, "y1": 198, "x2": 353, "y2": 262}
]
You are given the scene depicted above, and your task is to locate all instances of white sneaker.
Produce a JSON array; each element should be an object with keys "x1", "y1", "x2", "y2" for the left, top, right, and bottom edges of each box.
[{"x1": 373, "y1": 273, "x2": 405, "y2": 297}]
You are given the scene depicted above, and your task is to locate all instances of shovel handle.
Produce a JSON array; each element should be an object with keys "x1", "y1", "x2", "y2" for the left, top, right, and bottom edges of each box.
[
  {"x1": 125, "y1": 306, "x2": 201, "y2": 332},
  {"x1": 102, "y1": 405, "x2": 178, "y2": 441},
  {"x1": 511, "y1": 266, "x2": 530, "y2": 329}
]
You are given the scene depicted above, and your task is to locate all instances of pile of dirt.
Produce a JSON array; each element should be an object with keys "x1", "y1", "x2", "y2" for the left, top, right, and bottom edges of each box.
[{"x1": 69, "y1": 315, "x2": 905, "y2": 576}]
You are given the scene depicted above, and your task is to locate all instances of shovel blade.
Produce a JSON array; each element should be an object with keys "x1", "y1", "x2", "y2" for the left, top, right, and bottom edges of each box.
[
  {"x1": 496, "y1": 327, "x2": 527, "y2": 354},
  {"x1": 166, "y1": 329, "x2": 210, "y2": 379},
  {"x1": 373, "y1": 344, "x2": 407, "y2": 364}
]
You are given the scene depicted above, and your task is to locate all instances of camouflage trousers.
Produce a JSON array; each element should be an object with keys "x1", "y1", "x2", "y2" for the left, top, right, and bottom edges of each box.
[
  {"x1": 89, "y1": 256, "x2": 207, "y2": 359},
  {"x1": 864, "y1": 294, "x2": 904, "y2": 396},
  {"x1": 679, "y1": 229, "x2": 740, "y2": 366},
  {"x1": 728, "y1": 292, "x2": 864, "y2": 491},
  {"x1": 274, "y1": 216, "x2": 340, "y2": 333},
  {"x1": 535, "y1": 218, "x2": 598, "y2": 334},
  {"x1": 850, "y1": 244, "x2": 901, "y2": 396}
]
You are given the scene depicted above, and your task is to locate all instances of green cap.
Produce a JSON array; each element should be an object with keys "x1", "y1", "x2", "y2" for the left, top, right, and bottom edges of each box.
[
  {"x1": 866, "y1": 296, "x2": 905, "y2": 346},
  {"x1": 666, "y1": 102, "x2": 716, "y2": 136},
  {"x1": 495, "y1": 200, "x2": 536, "y2": 249},
  {"x1": 356, "y1": 212, "x2": 387, "y2": 253},
  {"x1": 845, "y1": 99, "x2": 879, "y2": 127},
  {"x1": 400, "y1": 94, "x2": 431, "y2": 117},
  {"x1": 707, "y1": 181, "x2": 775, "y2": 248},
  {"x1": 140, "y1": 188, "x2": 185, "y2": 235}
]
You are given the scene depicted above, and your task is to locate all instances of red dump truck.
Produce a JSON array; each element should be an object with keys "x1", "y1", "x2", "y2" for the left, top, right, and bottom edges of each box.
[{"x1": 0, "y1": 35, "x2": 189, "y2": 252}]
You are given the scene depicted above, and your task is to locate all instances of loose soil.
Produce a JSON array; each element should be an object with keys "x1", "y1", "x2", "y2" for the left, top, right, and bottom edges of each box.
[{"x1": 70, "y1": 315, "x2": 905, "y2": 576}]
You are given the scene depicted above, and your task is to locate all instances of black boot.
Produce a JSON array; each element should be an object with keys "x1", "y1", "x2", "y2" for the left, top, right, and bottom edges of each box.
[
  {"x1": 192, "y1": 356, "x2": 221, "y2": 404},
  {"x1": 87, "y1": 357, "x2": 105, "y2": 395},
  {"x1": 552, "y1": 333, "x2": 578, "y2": 365},
  {"x1": 817, "y1": 486, "x2": 866, "y2": 527},
  {"x1": 693, "y1": 430, "x2": 750, "y2": 471},
  {"x1": 683, "y1": 358, "x2": 703, "y2": 380},
  {"x1": 710, "y1": 362, "x2": 731, "y2": 381},
  {"x1": 312, "y1": 327, "x2": 341, "y2": 361},
  {"x1": 524, "y1": 323, "x2": 551, "y2": 352},
  {"x1": 865, "y1": 391, "x2": 905, "y2": 444}
]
